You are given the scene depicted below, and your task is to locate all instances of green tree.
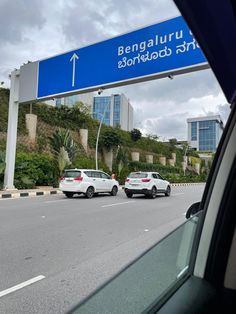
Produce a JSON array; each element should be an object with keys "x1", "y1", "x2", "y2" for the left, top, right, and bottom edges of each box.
[
  {"x1": 13, "y1": 152, "x2": 57, "y2": 188},
  {"x1": 130, "y1": 128, "x2": 142, "y2": 142},
  {"x1": 116, "y1": 146, "x2": 129, "y2": 175},
  {"x1": 169, "y1": 138, "x2": 178, "y2": 145},
  {"x1": 49, "y1": 129, "x2": 77, "y2": 161},
  {"x1": 100, "y1": 128, "x2": 122, "y2": 150}
]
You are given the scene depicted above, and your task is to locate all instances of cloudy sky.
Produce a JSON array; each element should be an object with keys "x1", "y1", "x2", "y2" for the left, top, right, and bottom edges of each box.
[{"x1": 0, "y1": 0, "x2": 230, "y2": 140}]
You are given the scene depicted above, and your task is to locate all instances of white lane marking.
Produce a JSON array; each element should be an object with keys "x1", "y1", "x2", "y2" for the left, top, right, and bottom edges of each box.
[
  {"x1": 45, "y1": 199, "x2": 68, "y2": 204},
  {"x1": 144, "y1": 229, "x2": 149, "y2": 232},
  {"x1": 172, "y1": 193, "x2": 184, "y2": 196},
  {"x1": 102, "y1": 201, "x2": 136, "y2": 208},
  {"x1": 0, "y1": 275, "x2": 45, "y2": 298}
]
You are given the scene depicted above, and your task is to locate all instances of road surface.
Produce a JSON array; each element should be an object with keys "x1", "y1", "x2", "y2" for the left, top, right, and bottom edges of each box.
[{"x1": 0, "y1": 184, "x2": 204, "y2": 313}]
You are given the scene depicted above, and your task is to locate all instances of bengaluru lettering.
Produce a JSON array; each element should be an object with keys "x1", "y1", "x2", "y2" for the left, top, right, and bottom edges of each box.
[
  {"x1": 176, "y1": 38, "x2": 200, "y2": 54},
  {"x1": 117, "y1": 29, "x2": 201, "y2": 69},
  {"x1": 118, "y1": 31, "x2": 183, "y2": 56},
  {"x1": 118, "y1": 47, "x2": 172, "y2": 68}
]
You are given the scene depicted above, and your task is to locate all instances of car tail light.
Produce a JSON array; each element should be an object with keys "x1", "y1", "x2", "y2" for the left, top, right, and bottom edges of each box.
[
  {"x1": 125, "y1": 178, "x2": 130, "y2": 182},
  {"x1": 60, "y1": 177, "x2": 65, "y2": 181},
  {"x1": 142, "y1": 178, "x2": 151, "y2": 182},
  {"x1": 74, "y1": 176, "x2": 83, "y2": 181}
]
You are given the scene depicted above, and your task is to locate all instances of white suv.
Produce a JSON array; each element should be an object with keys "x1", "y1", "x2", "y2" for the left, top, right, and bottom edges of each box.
[
  {"x1": 125, "y1": 171, "x2": 171, "y2": 198},
  {"x1": 59, "y1": 169, "x2": 119, "y2": 198}
]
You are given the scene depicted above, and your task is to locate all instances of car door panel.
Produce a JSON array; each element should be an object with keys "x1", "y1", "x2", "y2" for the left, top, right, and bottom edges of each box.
[
  {"x1": 100, "y1": 172, "x2": 112, "y2": 191},
  {"x1": 90, "y1": 171, "x2": 103, "y2": 191},
  {"x1": 157, "y1": 276, "x2": 217, "y2": 314}
]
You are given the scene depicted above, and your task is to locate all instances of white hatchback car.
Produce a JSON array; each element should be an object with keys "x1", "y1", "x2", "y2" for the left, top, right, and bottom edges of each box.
[
  {"x1": 59, "y1": 169, "x2": 119, "y2": 198},
  {"x1": 125, "y1": 171, "x2": 171, "y2": 198}
]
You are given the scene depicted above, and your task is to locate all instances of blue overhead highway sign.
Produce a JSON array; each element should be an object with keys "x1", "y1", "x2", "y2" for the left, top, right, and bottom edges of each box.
[{"x1": 37, "y1": 15, "x2": 207, "y2": 99}]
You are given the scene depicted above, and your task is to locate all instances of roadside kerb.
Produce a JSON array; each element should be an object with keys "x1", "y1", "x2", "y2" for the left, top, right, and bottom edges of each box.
[
  {"x1": 0, "y1": 189, "x2": 63, "y2": 200},
  {"x1": 170, "y1": 182, "x2": 205, "y2": 187},
  {"x1": 0, "y1": 186, "x2": 126, "y2": 200}
]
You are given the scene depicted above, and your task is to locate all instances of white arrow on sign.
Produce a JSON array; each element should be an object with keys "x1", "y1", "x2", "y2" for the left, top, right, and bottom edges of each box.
[{"x1": 70, "y1": 53, "x2": 79, "y2": 87}]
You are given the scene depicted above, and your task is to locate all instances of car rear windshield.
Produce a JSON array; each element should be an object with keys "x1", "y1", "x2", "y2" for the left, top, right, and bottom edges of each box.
[
  {"x1": 63, "y1": 171, "x2": 81, "y2": 178},
  {"x1": 128, "y1": 172, "x2": 148, "y2": 178}
]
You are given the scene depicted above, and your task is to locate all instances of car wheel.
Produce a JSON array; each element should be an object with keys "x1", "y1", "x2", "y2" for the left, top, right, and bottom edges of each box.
[
  {"x1": 165, "y1": 185, "x2": 171, "y2": 196},
  {"x1": 110, "y1": 186, "x2": 118, "y2": 196},
  {"x1": 65, "y1": 192, "x2": 74, "y2": 198},
  {"x1": 149, "y1": 186, "x2": 157, "y2": 199},
  {"x1": 126, "y1": 193, "x2": 133, "y2": 198},
  {"x1": 85, "y1": 186, "x2": 94, "y2": 199}
]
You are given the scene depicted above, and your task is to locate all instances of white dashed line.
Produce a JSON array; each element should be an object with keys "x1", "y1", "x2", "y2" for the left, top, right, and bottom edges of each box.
[
  {"x1": 102, "y1": 201, "x2": 136, "y2": 208},
  {"x1": 44, "y1": 199, "x2": 68, "y2": 204},
  {"x1": 0, "y1": 275, "x2": 45, "y2": 298}
]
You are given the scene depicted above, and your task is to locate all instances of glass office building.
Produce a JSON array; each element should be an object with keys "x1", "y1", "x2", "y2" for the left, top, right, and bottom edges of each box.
[
  {"x1": 93, "y1": 96, "x2": 111, "y2": 126},
  {"x1": 187, "y1": 115, "x2": 224, "y2": 152},
  {"x1": 93, "y1": 94, "x2": 133, "y2": 131},
  {"x1": 55, "y1": 93, "x2": 94, "y2": 108}
]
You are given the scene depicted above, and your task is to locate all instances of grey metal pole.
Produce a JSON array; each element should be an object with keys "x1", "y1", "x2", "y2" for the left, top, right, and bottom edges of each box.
[
  {"x1": 4, "y1": 69, "x2": 20, "y2": 189},
  {"x1": 95, "y1": 101, "x2": 109, "y2": 170}
]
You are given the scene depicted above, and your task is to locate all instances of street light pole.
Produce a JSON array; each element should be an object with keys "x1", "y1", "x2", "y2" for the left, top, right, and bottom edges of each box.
[{"x1": 95, "y1": 103, "x2": 109, "y2": 170}]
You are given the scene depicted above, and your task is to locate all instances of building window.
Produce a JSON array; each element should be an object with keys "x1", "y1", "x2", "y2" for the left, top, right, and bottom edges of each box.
[
  {"x1": 93, "y1": 97, "x2": 111, "y2": 126},
  {"x1": 191, "y1": 122, "x2": 197, "y2": 141},
  {"x1": 199, "y1": 120, "x2": 216, "y2": 151},
  {"x1": 113, "y1": 95, "x2": 121, "y2": 127}
]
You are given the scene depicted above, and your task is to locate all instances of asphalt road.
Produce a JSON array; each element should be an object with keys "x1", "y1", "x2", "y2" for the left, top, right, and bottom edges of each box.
[{"x1": 0, "y1": 184, "x2": 204, "y2": 314}]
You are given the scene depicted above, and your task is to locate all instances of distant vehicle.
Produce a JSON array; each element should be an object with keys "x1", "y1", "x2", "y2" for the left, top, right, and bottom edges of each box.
[
  {"x1": 124, "y1": 171, "x2": 171, "y2": 198},
  {"x1": 59, "y1": 169, "x2": 119, "y2": 198}
]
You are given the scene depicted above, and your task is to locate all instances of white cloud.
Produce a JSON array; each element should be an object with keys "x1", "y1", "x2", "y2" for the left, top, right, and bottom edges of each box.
[{"x1": 134, "y1": 91, "x2": 230, "y2": 140}]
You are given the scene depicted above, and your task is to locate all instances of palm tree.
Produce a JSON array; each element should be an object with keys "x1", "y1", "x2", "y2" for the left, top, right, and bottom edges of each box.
[{"x1": 49, "y1": 129, "x2": 77, "y2": 161}]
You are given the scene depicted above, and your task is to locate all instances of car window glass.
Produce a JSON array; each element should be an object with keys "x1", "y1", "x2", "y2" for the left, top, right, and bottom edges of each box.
[
  {"x1": 73, "y1": 212, "x2": 202, "y2": 313},
  {"x1": 157, "y1": 174, "x2": 164, "y2": 180},
  {"x1": 152, "y1": 173, "x2": 158, "y2": 179},
  {"x1": 84, "y1": 171, "x2": 92, "y2": 177},
  {"x1": 63, "y1": 171, "x2": 81, "y2": 178},
  {"x1": 101, "y1": 172, "x2": 109, "y2": 179},
  {"x1": 129, "y1": 173, "x2": 148, "y2": 178},
  {"x1": 91, "y1": 171, "x2": 102, "y2": 178}
]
